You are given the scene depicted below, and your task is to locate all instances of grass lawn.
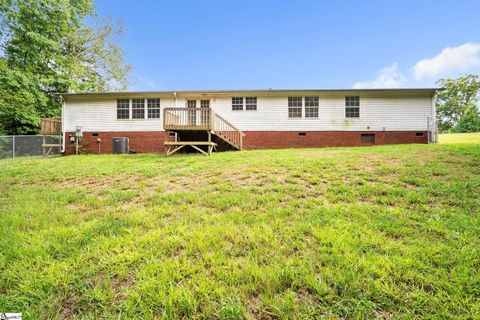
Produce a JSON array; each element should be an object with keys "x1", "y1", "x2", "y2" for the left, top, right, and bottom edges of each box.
[
  {"x1": 0, "y1": 134, "x2": 479, "y2": 319},
  {"x1": 438, "y1": 131, "x2": 480, "y2": 144}
]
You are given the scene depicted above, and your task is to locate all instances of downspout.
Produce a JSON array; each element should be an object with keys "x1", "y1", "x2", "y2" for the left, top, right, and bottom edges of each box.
[{"x1": 61, "y1": 97, "x2": 66, "y2": 153}]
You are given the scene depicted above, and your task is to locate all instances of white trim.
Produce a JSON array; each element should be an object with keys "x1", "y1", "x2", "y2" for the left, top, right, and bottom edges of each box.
[
  {"x1": 129, "y1": 98, "x2": 132, "y2": 120},
  {"x1": 144, "y1": 98, "x2": 148, "y2": 120}
]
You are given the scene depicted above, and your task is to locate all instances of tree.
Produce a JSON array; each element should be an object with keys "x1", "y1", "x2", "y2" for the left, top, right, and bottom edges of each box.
[
  {"x1": 452, "y1": 104, "x2": 480, "y2": 133},
  {"x1": 436, "y1": 74, "x2": 480, "y2": 132},
  {"x1": 0, "y1": 0, "x2": 131, "y2": 134}
]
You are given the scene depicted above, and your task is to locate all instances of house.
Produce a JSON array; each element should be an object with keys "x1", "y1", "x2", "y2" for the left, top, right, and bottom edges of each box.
[{"x1": 59, "y1": 88, "x2": 439, "y2": 155}]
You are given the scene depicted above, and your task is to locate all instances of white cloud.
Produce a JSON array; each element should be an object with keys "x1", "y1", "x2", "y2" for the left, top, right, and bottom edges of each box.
[
  {"x1": 352, "y1": 63, "x2": 406, "y2": 89},
  {"x1": 413, "y1": 42, "x2": 480, "y2": 80}
]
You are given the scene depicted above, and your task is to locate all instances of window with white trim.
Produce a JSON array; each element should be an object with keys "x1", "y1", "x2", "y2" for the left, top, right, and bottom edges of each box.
[
  {"x1": 147, "y1": 98, "x2": 160, "y2": 119},
  {"x1": 232, "y1": 97, "x2": 244, "y2": 111},
  {"x1": 132, "y1": 99, "x2": 145, "y2": 119},
  {"x1": 345, "y1": 96, "x2": 360, "y2": 118},
  {"x1": 245, "y1": 97, "x2": 257, "y2": 110},
  {"x1": 117, "y1": 99, "x2": 129, "y2": 119},
  {"x1": 288, "y1": 97, "x2": 302, "y2": 118},
  {"x1": 304, "y1": 96, "x2": 319, "y2": 118}
]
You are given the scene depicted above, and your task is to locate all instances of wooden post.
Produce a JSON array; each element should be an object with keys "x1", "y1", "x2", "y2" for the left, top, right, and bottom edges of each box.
[
  {"x1": 208, "y1": 131, "x2": 212, "y2": 155},
  {"x1": 42, "y1": 135, "x2": 46, "y2": 158},
  {"x1": 12, "y1": 136, "x2": 15, "y2": 159},
  {"x1": 210, "y1": 109, "x2": 214, "y2": 132}
]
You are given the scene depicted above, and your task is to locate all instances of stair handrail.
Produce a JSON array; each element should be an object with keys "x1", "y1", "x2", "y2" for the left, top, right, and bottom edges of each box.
[{"x1": 212, "y1": 111, "x2": 244, "y2": 150}]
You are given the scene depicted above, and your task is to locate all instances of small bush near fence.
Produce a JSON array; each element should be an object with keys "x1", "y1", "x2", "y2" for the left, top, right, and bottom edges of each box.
[{"x1": 0, "y1": 135, "x2": 62, "y2": 159}]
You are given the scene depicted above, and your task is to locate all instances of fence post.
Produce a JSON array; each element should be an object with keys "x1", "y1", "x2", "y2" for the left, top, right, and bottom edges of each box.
[{"x1": 12, "y1": 136, "x2": 15, "y2": 159}]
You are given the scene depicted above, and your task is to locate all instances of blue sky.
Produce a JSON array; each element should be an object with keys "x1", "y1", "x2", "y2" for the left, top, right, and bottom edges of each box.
[{"x1": 95, "y1": 0, "x2": 480, "y2": 91}]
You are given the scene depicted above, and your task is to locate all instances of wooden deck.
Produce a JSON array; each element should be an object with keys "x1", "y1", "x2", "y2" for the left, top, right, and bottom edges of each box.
[{"x1": 163, "y1": 108, "x2": 244, "y2": 156}]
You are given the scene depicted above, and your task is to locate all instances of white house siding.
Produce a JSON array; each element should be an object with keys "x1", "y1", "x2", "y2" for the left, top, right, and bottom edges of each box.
[
  {"x1": 210, "y1": 93, "x2": 433, "y2": 132},
  {"x1": 64, "y1": 92, "x2": 434, "y2": 132},
  {"x1": 64, "y1": 97, "x2": 175, "y2": 132}
]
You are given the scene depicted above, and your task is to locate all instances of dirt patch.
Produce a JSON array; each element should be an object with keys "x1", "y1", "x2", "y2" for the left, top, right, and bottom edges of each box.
[
  {"x1": 112, "y1": 273, "x2": 135, "y2": 302},
  {"x1": 55, "y1": 174, "x2": 142, "y2": 192},
  {"x1": 362, "y1": 155, "x2": 402, "y2": 169},
  {"x1": 60, "y1": 296, "x2": 77, "y2": 320},
  {"x1": 373, "y1": 309, "x2": 394, "y2": 319},
  {"x1": 246, "y1": 294, "x2": 263, "y2": 320},
  {"x1": 54, "y1": 173, "x2": 208, "y2": 205},
  {"x1": 403, "y1": 182, "x2": 419, "y2": 189}
]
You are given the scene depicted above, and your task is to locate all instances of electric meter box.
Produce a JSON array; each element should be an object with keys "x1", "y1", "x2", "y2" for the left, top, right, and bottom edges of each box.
[{"x1": 75, "y1": 126, "x2": 83, "y2": 138}]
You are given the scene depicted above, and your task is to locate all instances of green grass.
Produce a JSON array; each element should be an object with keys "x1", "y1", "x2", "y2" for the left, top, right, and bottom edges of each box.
[
  {"x1": 439, "y1": 131, "x2": 480, "y2": 144},
  {"x1": 0, "y1": 135, "x2": 479, "y2": 319}
]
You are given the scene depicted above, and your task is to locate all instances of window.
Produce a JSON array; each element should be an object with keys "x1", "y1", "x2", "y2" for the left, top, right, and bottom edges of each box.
[
  {"x1": 416, "y1": 132, "x2": 424, "y2": 137},
  {"x1": 361, "y1": 133, "x2": 375, "y2": 144},
  {"x1": 232, "y1": 97, "x2": 244, "y2": 111},
  {"x1": 147, "y1": 98, "x2": 160, "y2": 119},
  {"x1": 201, "y1": 100, "x2": 210, "y2": 108},
  {"x1": 245, "y1": 97, "x2": 257, "y2": 110},
  {"x1": 288, "y1": 97, "x2": 302, "y2": 118},
  {"x1": 304, "y1": 96, "x2": 319, "y2": 118},
  {"x1": 117, "y1": 99, "x2": 129, "y2": 119},
  {"x1": 345, "y1": 96, "x2": 360, "y2": 118},
  {"x1": 132, "y1": 99, "x2": 145, "y2": 119},
  {"x1": 232, "y1": 97, "x2": 257, "y2": 111},
  {"x1": 346, "y1": 96, "x2": 360, "y2": 106},
  {"x1": 298, "y1": 132, "x2": 307, "y2": 136}
]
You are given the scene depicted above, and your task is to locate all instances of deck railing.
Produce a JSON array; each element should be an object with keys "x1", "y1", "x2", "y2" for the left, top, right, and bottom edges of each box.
[
  {"x1": 163, "y1": 108, "x2": 243, "y2": 150},
  {"x1": 213, "y1": 113, "x2": 243, "y2": 150},
  {"x1": 164, "y1": 108, "x2": 211, "y2": 130},
  {"x1": 41, "y1": 117, "x2": 62, "y2": 135}
]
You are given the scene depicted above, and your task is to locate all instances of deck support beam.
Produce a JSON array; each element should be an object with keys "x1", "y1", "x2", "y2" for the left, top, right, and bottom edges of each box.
[{"x1": 165, "y1": 141, "x2": 217, "y2": 156}]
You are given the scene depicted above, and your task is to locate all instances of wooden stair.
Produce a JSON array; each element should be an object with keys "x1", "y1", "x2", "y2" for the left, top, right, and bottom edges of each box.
[
  {"x1": 163, "y1": 108, "x2": 244, "y2": 155},
  {"x1": 211, "y1": 113, "x2": 243, "y2": 150}
]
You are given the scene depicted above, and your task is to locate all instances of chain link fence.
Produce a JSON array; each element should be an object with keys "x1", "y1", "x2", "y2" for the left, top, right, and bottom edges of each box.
[{"x1": 0, "y1": 135, "x2": 62, "y2": 160}]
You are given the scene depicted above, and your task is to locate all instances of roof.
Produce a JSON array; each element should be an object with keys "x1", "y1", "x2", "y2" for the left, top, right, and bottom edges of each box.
[{"x1": 59, "y1": 87, "x2": 442, "y2": 99}]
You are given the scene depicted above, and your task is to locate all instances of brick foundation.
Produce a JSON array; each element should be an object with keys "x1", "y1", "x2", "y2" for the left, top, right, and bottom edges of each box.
[
  {"x1": 64, "y1": 131, "x2": 167, "y2": 155},
  {"x1": 242, "y1": 131, "x2": 428, "y2": 149},
  {"x1": 64, "y1": 130, "x2": 428, "y2": 154}
]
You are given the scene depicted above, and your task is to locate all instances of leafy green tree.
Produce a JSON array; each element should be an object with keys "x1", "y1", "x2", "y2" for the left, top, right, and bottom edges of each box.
[
  {"x1": 0, "y1": 0, "x2": 131, "y2": 134},
  {"x1": 452, "y1": 104, "x2": 480, "y2": 133},
  {"x1": 436, "y1": 74, "x2": 480, "y2": 132}
]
